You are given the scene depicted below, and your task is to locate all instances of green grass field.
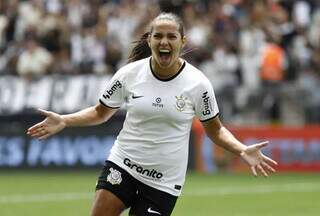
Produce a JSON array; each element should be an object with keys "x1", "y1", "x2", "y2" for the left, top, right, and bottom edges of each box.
[{"x1": 0, "y1": 170, "x2": 320, "y2": 216}]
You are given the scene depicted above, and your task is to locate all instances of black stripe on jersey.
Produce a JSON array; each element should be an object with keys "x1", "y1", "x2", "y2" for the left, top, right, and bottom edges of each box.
[
  {"x1": 99, "y1": 99, "x2": 120, "y2": 109},
  {"x1": 149, "y1": 58, "x2": 186, "y2": 81},
  {"x1": 200, "y1": 112, "x2": 219, "y2": 122}
]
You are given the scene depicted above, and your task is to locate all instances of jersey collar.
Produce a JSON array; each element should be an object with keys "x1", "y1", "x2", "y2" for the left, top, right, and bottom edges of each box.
[{"x1": 149, "y1": 57, "x2": 186, "y2": 82}]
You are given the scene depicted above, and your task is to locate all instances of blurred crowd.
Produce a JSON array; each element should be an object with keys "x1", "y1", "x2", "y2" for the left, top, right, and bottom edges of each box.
[{"x1": 0, "y1": 0, "x2": 319, "y2": 125}]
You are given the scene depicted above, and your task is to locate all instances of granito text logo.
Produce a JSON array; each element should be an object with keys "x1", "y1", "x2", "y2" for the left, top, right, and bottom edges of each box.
[
  {"x1": 103, "y1": 80, "x2": 122, "y2": 99},
  {"x1": 123, "y1": 158, "x2": 163, "y2": 179},
  {"x1": 202, "y1": 91, "x2": 212, "y2": 116}
]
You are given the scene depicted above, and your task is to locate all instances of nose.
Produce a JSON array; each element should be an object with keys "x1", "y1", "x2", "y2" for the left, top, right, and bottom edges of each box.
[{"x1": 160, "y1": 37, "x2": 168, "y2": 45}]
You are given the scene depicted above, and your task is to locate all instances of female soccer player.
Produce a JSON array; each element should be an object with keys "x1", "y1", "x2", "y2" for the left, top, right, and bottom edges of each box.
[{"x1": 27, "y1": 13, "x2": 277, "y2": 216}]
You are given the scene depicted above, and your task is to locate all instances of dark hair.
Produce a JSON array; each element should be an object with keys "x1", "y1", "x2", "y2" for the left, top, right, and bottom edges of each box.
[{"x1": 128, "y1": 13, "x2": 185, "y2": 63}]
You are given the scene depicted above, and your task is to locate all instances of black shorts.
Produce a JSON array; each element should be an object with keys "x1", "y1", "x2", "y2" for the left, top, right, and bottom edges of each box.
[{"x1": 96, "y1": 160, "x2": 178, "y2": 216}]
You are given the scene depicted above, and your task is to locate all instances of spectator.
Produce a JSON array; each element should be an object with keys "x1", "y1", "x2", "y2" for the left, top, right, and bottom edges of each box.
[
  {"x1": 17, "y1": 37, "x2": 53, "y2": 79},
  {"x1": 0, "y1": 0, "x2": 318, "y2": 124},
  {"x1": 259, "y1": 37, "x2": 286, "y2": 122}
]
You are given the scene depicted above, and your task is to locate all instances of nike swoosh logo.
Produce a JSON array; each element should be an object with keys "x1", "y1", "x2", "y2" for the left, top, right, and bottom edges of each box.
[
  {"x1": 147, "y1": 207, "x2": 161, "y2": 215},
  {"x1": 132, "y1": 95, "x2": 144, "y2": 99}
]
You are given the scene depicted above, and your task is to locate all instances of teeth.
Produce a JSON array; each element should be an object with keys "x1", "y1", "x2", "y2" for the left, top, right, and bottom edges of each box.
[{"x1": 159, "y1": 49, "x2": 170, "y2": 53}]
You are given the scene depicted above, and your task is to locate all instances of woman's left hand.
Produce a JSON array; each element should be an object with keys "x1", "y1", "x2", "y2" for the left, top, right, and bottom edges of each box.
[{"x1": 240, "y1": 141, "x2": 278, "y2": 177}]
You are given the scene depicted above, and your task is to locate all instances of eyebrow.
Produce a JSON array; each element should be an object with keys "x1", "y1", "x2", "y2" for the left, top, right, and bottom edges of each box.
[{"x1": 153, "y1": 32, "x2": 179, "y2": 36}]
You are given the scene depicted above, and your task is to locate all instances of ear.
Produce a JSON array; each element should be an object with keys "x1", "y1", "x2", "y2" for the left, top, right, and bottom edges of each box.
[
  {"x1": 147, "y1": 34, "x2": 151, "y2": 47},
  {"x1": 181, "y1": 36, "x2": 187, "y2": 48}
]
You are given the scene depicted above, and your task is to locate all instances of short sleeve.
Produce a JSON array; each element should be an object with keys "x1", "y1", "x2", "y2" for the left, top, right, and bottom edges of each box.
[
  {"x1": 99, "y1": 69, "x2": 127, "y2": 109},
  {"x1": 194, "y1": 79, "x2": 219, "y2": 122}
]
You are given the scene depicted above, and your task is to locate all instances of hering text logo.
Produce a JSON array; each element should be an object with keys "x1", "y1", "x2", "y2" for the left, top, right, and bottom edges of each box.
[
  {"x1": 202, "y1": 91, "x2": 212, "y2": 116},
  {"x1": 123, "y1": 158, "x2": 163, "y2": 179},
  {"x1": 103, "y1": 80, "x2": 122, "y2": 99}
]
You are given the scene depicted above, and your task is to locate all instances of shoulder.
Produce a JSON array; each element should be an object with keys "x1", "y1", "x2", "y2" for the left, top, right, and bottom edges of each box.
[
  {"x1": 184, "y1": 61, "x2": 212, "y2": 87},
  {"x1": 111, "y1": 58, "x2": 149, "y2": 82},
  {"x1": 117, "y1": 58, "x2": 149, "y2": 74}
]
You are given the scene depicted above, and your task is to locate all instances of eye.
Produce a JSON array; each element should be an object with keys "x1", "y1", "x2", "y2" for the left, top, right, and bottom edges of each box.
[
  {"x1": 153, "y1": 34, "x2": 162, "y2": 39},
  {"x1": 168, "y1": 35, "x2": 177, "y2": 40}
]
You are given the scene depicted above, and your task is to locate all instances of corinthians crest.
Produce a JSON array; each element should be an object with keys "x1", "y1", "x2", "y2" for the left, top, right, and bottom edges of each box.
[
  {"x1": 107, "y1": 168, "x2": 122, "y2": 185},
  {"x1": 175, "y1": 95, "x2": 187, "y2": 112}
]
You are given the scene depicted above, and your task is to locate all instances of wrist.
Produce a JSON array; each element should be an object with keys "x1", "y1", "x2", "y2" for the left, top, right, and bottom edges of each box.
[
  {"x1": 61, "y1": 115, "x2": 68, "y2": 127},
  {"x1": 239, "y1": 146, "x2": 248, "y2": 156}
]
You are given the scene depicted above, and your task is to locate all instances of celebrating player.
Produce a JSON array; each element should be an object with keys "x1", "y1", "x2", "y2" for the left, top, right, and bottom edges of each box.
[{"x1": 27, "y1": 12, "x2": 277, "y2": 216}]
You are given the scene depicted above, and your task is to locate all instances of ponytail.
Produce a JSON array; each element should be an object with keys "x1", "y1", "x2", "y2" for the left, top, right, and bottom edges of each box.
[{"x1": 128, "y1": 32, "x2": 151, "y2": 63}]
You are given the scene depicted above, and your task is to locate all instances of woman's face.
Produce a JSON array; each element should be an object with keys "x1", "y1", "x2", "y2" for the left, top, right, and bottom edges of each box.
[{"x1": 148, "y1": 19, "x2": 185, "y2": 70}]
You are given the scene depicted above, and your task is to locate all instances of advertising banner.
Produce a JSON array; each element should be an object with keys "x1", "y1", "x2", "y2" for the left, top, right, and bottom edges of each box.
[
  {"x1": 228, "y1": 126, "x2": 320, "y2": 172},
  {"x1": 2, "y1": 112, "x2": 320, "y2": 172},
  {"x1": 0, "y1": 114, "x2": 125, "y2": 168}
]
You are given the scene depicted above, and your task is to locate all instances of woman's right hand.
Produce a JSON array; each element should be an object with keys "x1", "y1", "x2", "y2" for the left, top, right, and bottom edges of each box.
[{"x1": 27, "y1": 108, "x2": 66, "y2": 140}]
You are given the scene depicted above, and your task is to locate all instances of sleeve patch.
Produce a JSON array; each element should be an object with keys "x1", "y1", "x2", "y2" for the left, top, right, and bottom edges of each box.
[{"x1": 102, "y1": 80, "x2": 122, "y2": 99}]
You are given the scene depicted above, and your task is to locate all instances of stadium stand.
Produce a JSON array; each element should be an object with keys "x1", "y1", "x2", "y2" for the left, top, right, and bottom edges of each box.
[{"x1": 0, "y1": 0, "x2": 319, "y2": 125}]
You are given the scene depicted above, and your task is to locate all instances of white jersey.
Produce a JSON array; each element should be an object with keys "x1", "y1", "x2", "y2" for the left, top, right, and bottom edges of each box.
[{"x1": 99, "y1": 57, "x2": 219, "y2": 196}]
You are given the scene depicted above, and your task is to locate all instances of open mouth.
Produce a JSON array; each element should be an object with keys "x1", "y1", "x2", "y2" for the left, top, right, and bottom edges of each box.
[{"x1": 158, "y1": 49, "x2": 171, "y2": 63}]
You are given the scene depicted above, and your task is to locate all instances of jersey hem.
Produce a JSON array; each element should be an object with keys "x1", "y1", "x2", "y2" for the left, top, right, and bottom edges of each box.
[{"x1": 107, "y1": 156, "x2": 183, "y2": 197}]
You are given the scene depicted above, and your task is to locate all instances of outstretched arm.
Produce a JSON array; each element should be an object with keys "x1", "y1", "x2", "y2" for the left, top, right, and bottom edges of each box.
[
  {"x1": 202, "y1": 116, "x2": 277, "y2": 176},
  {"x1": 27, "y1": 103, "x2": 117, "y2": 140}
]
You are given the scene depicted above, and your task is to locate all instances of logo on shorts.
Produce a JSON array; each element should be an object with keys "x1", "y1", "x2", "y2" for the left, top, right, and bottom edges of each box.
[
  {"x1": 107, "y1": 168, "x2": 122, "y2": 185},
  {"x1": 147, "y1": 207, "x2": 161, "y2": 215},
  {"x1": 175, "y1": 95, "x2": 187, "y2": 112}
]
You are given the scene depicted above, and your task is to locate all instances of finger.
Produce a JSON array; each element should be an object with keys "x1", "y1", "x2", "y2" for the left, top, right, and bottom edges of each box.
[
  {"x1": 262, "y1": 155, "x2": 278, "y2": 166},
  {"x1": 251, "y1": 166, "x2": 257, "y2": 177},
  {"x1": 28, "y1": 130, "x2": 43, "y2": 138},
  {"x1": 38, "y1": 108, "x2": 51, "y2": 117},
  {"x1": 27, "y1": 126, "x2": 44, "y2": 135},
  {"x1": 262, "y1": 161, "x2": 275, "y2": 173},
  {"x1": 254, "y1": 141, "x2": 269, "y2": 149},
  {"x1": 257, "y1": 164, "x2": 268, "y2": 177},
  {"x1": 38, "y1": 133, "x2": 51, "y2": 140},
  {"x1": 29, "y1": 129, "x2": 48, "y2": 138},
  {"x1": 27, "y1": 122, "x2": 44, "y2": 132}
]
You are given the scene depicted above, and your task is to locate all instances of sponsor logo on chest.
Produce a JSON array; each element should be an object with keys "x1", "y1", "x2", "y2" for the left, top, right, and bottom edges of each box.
[{"x1": 152, "y1": 97, "x2": 164, "y2": 108}]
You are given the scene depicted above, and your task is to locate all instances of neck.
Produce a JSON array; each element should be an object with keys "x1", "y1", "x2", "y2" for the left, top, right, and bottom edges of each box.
[{"x1": 151, "y1": 58, "x2": 182, "y2": 79}]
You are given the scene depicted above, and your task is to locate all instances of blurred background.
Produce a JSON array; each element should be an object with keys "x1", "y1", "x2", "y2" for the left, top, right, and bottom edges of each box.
[{"x1": 0, "y1": 0, "x2": 320, "y2": 215}]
